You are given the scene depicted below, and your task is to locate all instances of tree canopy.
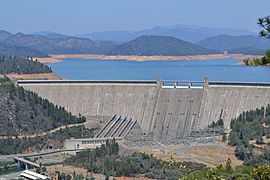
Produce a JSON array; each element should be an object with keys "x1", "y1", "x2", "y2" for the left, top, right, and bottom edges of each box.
[{"x1": 258, "y1": 16, "x2": 270, "y2": 39}]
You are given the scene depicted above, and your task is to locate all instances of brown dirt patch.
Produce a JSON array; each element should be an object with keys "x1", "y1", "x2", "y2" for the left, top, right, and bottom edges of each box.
[
  {"x1": 50, "y1": 53, "x2": 260, "y2": 62},
  {"x1": 35, "y1": 57, "x2": 63, "y2": 63},
  {"x1": 124, "y1": 142, "x2": 242, "y2": 168},
  {"x1": 0, "y1": 73, "x2": 62, "y2": 80}
]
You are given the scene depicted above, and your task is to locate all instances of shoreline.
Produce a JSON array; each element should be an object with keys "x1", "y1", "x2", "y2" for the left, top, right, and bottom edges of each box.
[
  {"x1": 35, "y1": 53, "x2": 261, "y2": 63},
  {"x1": 34, "y1": 57, "x2": 63, "y2": 63}
]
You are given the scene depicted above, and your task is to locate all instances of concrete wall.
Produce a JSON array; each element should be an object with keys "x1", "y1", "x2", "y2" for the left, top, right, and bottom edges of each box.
[
  {"x1": 19, "y1": 80, "x2": 270, "y2": 141},
  {"x1": 21, "y1": 81, "x2": 158, "y2": 134},
  {"x1": 150, "y1": 88, "x2": 203, "y2": 140},
  {"x1": 197, "y1": 84, "x2": 270, "y2": 130}
]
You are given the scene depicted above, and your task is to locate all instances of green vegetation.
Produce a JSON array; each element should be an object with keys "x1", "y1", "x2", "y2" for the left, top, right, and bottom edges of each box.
[
  {"x1": 64, "y1": 140, "x2": 270, "y2": 179},
  {"x1": 228, "y1": 105, "x2": 270, "y2": 165},
  {"x1": 185, "y1": 160, "x2": 270, "y2": 179},
  {"x1": 0, "y1": 161, "x2": 20, "y2": 176},
  {"x1": 65, "y1": 140, "x2": 206, "y2": 179},
  {"x1": 0, "y1": 78, "x2": 85, "y2": 136},
  {"x1": 0, "y1": 78, "x2": 97, "y2": 154},
  {"x1": 242, "y1": 50, "x2": 270, "y2": 66},
  {"x1": 108, "y1": 35, "x2": 220, "y2": 56},
  {"x1": 0, "y1": 56, "x2": 52, "y2": 74},
  {"x1": 208, "y1": 119, "x2": 224, "y2": 129},
  {"x1": 0, "y1": 125, "x2": 96, "y2": 155},
  {"x1": 258, "y1": 16, "x2": 270, "y2": 39}
]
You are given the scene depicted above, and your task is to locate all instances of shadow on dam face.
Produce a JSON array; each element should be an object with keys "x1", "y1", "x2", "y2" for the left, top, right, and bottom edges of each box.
[{"x1": 18, "y1": 80, "x2": 270, "y2": 141}]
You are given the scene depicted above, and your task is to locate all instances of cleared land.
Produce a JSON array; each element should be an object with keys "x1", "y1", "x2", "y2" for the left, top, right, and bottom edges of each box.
[{"x1": 123, "y1": 142, "x2": 243, "y2": 168}]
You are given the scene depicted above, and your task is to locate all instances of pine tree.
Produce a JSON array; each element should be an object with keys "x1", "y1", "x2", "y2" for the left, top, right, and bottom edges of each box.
[{"x1": 258, "y1": 16, "x2": 270, "y2": 39}]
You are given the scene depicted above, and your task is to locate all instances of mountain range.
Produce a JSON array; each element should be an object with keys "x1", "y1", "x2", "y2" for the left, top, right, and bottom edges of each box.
[
  {"x1": 77, "y1": 25, "x2": 255, "y2": 43},
  {"x1": 0, "y1": 31, "x2": 115, "y2": 56},
  {"x1": 0, "y1": 25, "x2": 269, "y2": 57},
  {"x1": 197, "y1": 35, "x2": 270, "y2": 54}
]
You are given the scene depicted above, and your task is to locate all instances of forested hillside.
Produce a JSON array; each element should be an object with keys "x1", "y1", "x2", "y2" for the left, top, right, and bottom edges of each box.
[
  {"x1": 0, "y1": 77, "x2": 96, "y2": 154},
  {"x1": 229, "y1": 105, "x2": 270, "y2": 165},
  {"x1": 0, "y1": 56, "x2": 52, "y2": 74},
  {"x1": 0, "y1": 31, "x2": 116, "y2": 54},
  {"x1": 0, "y1": 44, "x2": 48, "y2": 57},
  {"x1": 0, "y1": 77, "x2": 85, "y2": 136}
]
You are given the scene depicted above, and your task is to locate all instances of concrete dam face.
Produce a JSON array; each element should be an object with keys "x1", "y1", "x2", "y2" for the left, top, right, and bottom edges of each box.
[{"x1": 18, "y1": 80, "x2": 270, "y2": 141}]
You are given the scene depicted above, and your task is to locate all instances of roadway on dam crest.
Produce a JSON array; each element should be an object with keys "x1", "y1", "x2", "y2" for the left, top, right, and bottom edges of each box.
[{"x1": 18, "y1": 80, "x2": 270, "y2": 141}]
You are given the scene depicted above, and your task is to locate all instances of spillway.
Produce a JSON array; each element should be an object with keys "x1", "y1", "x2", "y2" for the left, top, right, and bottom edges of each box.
[{"x1": 18, "y1": 79, "x2": 270, "y2": 141}]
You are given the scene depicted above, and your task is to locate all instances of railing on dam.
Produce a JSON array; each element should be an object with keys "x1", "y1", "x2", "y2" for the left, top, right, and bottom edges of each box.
[
  {"x1": 17, "y1": 79, "x2": 270, "y2": 88},
  {"x1": 209, "y1": 81, "x2": 270, "y2": 87},
  {"x1": 17, "y1": 80, "x2": 158, "y2": 85}
]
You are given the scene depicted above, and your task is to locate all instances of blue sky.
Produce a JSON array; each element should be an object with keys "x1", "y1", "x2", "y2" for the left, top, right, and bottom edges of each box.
[{"x1": 0, "y1": 0, "x2": 269, "y2": 34}]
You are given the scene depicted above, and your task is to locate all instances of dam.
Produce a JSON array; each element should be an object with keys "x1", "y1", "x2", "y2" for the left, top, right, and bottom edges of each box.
[{"x1": 18, "y1": 79, "x2": 270, "y2": 141}]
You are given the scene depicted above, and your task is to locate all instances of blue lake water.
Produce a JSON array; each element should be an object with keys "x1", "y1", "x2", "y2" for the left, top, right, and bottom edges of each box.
[{"x1": 47, "y1": 58, "x2": 270, "y2": 82}]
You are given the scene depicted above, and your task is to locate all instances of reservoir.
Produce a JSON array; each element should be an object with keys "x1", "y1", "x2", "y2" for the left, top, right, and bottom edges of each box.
[{"x1": 47, "y1": 58, "x2": 270, "y2": 82}]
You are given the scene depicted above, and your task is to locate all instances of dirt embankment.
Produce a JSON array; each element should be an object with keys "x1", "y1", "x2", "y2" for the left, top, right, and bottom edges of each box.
[
  {"x1": 0, "y1": 73, "x2": 62, "y2": 80},
  {"x1": 35, "y1": 53, "x2": 261, "y2": 63}
]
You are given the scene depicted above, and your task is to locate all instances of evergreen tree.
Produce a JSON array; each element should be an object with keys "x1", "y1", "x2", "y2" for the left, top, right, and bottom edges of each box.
[{"x1": 258, "y1": 16, "x2": 270, "y2": 39}]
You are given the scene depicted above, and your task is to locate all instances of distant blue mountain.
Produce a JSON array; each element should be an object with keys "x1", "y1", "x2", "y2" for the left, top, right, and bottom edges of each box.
[
  {"x1": 0, "y1": 30, "x2": 13, "y2": 41},
  {"x1": 197, "y1": 35, "x2": 270, "y2": 54},
  {"x1": 77, "y1": 25, "x2": 255, "y2": 43},
  {"x1": 32, "y1": 31, "x2": 70, "y2": 39}
]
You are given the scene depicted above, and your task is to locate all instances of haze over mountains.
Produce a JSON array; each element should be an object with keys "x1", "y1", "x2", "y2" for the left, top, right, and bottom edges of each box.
[
  {"x1": 197, "y1": 35, "x2": 270, "y2": 54},
  {"x1": 78, "y1": 25, "x2": 255, "y2": 43},
  {"x1": 0, "y1": 25, "x2": 269, "y2": 57}
]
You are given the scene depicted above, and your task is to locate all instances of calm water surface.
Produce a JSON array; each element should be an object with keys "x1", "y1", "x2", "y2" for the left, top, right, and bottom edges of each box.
[{"x1": 47, "y1": 58, "x2": 270, "y2": 82}]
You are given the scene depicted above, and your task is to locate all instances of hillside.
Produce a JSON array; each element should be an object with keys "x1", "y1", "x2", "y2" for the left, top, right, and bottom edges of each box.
[
  {"x1": 1, "y1": 31, "x2": 116, "y2": 54},
  {"x1": 0, "y1": 57, "x2": 52, "y2": 74},
  {"x1": 107, "y1": 35, "x2": 220, "y2": 56},
  {"x1": 0, "y1": 44, "x2": 48, "y2": 57},
  {"x1": 0, "y1": 77, "x2": 98, "y2": 154},
  {"x1": 0, "y1": 78, "x2": 86, "y2": 136},
  {"x1": 197, "y1": 35, "x2": 270, "y2": 53},
  {"x1": 228, "y1": 47, "x2": 266, "y2": 55},
  {"x1": 0, "y1": 30, "x2": 13, "y2": 41},
  {"x1": 229, "y1": 105, "x2": 270, "y2": 165}
]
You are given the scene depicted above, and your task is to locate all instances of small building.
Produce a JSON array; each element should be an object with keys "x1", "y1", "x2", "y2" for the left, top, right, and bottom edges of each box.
[{"x1": 64, "y1": 137, "x2": 123, "y2": 155}]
